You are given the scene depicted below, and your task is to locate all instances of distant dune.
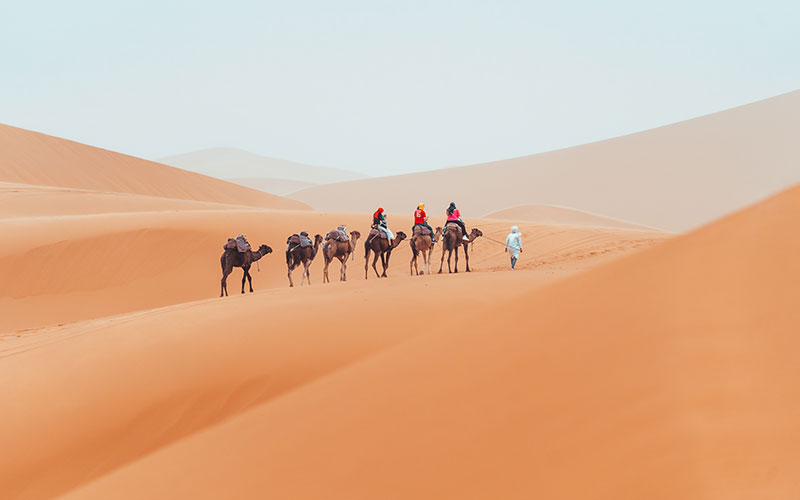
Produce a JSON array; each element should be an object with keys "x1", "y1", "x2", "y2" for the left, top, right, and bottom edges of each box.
[
  {"x1": 159, "y1": 147, "x2": 367, "y2": 188},
  {"x1": 290, "y1": 90, "x2": 800, "y2": 231},
  {"x1": 226, "y1": 177, "x2": 318, "y2": 196},
  {"x1": 485, "y1": 204, "x2": 657, "y2": 231},
  {"x1": 0, "y1": 125, "x2": 309, "y2": 210}
]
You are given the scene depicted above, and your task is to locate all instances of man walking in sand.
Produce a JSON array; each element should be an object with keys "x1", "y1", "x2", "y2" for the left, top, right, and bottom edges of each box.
[{"x1": 505, "y1": 225, "x2": 523, "y2": 269}]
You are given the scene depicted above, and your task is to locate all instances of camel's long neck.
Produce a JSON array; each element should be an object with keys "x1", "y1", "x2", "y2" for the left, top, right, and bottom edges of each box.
[
  {"x1": 250, "y1": 250, "x2": 263, "y2": 262},
  {"x1": 312, "y1": 239, "x2": 321, "y2": 257}
]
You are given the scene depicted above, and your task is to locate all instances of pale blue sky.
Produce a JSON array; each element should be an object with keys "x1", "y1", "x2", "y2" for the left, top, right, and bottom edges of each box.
[{"x1": 1, "y1": 0, "x2": 798, "y2": 175}]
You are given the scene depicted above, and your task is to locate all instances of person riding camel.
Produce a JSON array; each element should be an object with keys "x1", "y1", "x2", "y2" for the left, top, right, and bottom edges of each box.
[
  {"x1": 445, "y1": 202, "x2": 470, "y2": 241},
  {"x1": 371, "y1": 207, "x2": 395, "y2": 242},
  {"x1": 413, "y1": 203, "x2": 435, "y2": 240}
]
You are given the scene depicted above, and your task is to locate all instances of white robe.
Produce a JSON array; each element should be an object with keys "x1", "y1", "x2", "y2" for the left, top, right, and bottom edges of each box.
[{"x1": 505, "y1": 232, "x2": 522, "y2": 258}]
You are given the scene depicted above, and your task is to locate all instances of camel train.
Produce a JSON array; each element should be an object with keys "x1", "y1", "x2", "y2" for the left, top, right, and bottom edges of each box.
[{"x1": 219, "y1": 207, "x2": 483, "y2": 293}]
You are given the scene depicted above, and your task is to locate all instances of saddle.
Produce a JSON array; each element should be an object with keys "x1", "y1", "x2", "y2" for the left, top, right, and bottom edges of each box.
[
  {"x1": 443, "y1": 223, "x2": 462, "y2": 238},
  {"x1": 325, "y1": 230, "x2": 349, "y2": 242},
  {"x1": 224, "y1": 235, "x2": 250, "y2": 252},
  {"x1": 368, "y1": 227, "x2": 389, "y2": 240},
  {"x1": 287, "y1": 232, "x2": 313, "y2": 248},
  {"x1": 413, "y1": 225, "x2": 432, "y2": 236}
]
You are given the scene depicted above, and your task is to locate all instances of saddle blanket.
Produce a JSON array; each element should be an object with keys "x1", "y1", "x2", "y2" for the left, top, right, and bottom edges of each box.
[
  {"x1": 325, "y1": 230, "x2": 349, "y2": 242},
  {"x1": 369, "y1": 228, "x2": 389, "y2": 239},
  {"x1": 413, "y1": 224, "x2": 432, "y2": 236},
  {"x1": 224, "y1": 235, "x2": 251, "y2": 252},
  {"x1": 287, "y1": 233, "x2": 313, "y2": 248}
]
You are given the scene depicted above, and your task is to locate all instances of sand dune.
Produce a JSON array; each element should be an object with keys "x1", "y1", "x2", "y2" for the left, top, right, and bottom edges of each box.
[
  {"x1": 159, "y1": 147, "x2": 366, "y2": 186},
  {"x1": 0, "y1": 125, "x2": 309, "y2": 210},
  {"x1": 485, "y1": 204, "x2": 656, "y2": 230},
  {"x1": 290, "y1": 90, "x2": 800, "y2": 231},
  {"x1": 48, "y1": 183, "x2": 800, "y2": 500},
  {"x1": 0, "y1": 203, "x2": 661, "y2": 333},
  {"x1": 226, "y1": 177, "x2": 318, "y2": 196},
  {"x1": 0, "y1": 181, "x2": 263, "y2": 218}
]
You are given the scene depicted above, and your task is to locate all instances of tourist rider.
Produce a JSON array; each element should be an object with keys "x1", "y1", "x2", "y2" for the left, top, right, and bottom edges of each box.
[
  {"x1": 372, "y1": 207, "x2": 395, "y2": 241},
  {"x1": 504, "y1": 225, "x2": 523, "y2": 269},
  {"x1": 445, "y1": 202, "x2": 469, "y2": 241},
  {"x1": 413, "y1": 203, "x2": 435, "y2": 239}
]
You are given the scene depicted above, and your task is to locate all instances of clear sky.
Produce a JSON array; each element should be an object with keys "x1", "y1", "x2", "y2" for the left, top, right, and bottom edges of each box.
[{"x1": 1, "y1": 0, "x2": 798, "y2": 176}]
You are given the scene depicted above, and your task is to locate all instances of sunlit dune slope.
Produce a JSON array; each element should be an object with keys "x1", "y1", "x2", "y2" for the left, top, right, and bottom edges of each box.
[
  {"x1": 291, "y1": 90, "x2": 800, "y2": 231},
  {"x1": 58, "y1": 184, "x2": 800, "y2": 499},
  {"x1": 0, "y1": 124, "x2": 309, "y2": 210}
]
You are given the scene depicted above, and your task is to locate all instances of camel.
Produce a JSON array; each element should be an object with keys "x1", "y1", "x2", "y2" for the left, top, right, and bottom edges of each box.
[
  {"x1": 410, "y1": 226, "x2": 442, "y2": 276},
  {"x1": 364, "y1": 230, "x2": 407, "y2": 279},
  {"x1": 322, "y1": 230, "x2": 361, "y2": 283},
  {"x1": 438, "y1": 225, "x2": 483, "y2": 274},
  {"x1": 286, "y1": 233, "x2": 323, "y2": 287},
  {"x1": 220, "y1": 243, "x2": 273, "y2": 297}
]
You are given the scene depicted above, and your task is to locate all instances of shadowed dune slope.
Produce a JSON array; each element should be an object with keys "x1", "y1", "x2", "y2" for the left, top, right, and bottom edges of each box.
[
  {"x1": 59, "y1": 184, "x2": 800, "y2": 499},
  {"x1": 291, "y1": 90, "x2": 800, "y2": 231},
  {"x1": 0, "y1": 125, "x2": 309, "y2": 210},
  {"x1": 485, "y1": 204, "x2": 656, "y2": 230}
]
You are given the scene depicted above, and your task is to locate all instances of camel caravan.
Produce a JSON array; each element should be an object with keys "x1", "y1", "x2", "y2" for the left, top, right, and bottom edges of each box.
[{"x1": 218, "y1": 202, "x2": 483, "y2": 294}]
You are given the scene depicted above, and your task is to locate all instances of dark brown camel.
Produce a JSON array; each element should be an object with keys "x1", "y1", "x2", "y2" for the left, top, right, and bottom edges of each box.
[
  {"x1": 410, "y1": 226, "x2": 442, "y2": 276},
  {"x1": 220, "y1": 244, "x2": 273, "y2": 296},
  {"x1": 322, "y1": 230, "x2": 361, "y2": 283},
  {"x1": 364, "y1": 230, "x2": 407, "y2": 279},
  {"x1": 438, "y1": 226, "x2": 483, "y2": 274},
  {"x1": 286, "y1": 234, "x2": 323, "y2": 287}
]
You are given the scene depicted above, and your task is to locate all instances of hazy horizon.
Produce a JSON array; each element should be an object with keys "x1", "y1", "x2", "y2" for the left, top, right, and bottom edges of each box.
[{"x1": 2, "y1": 0, "x2": 798, "y2": 176}]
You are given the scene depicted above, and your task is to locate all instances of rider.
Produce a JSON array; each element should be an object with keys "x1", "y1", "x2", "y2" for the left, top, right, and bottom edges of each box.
[
  {"x1": 445, "y1": 202, "x2": 469, "y2": 241},
  {"x1": 372, "y1": 207, "x2": 395, "y2": 241},
  {"x1": 413, "y1": 203, "x2": 435, "y2": 240}
]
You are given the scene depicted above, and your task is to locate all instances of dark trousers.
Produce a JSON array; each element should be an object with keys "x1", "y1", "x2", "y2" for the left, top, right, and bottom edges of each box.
[{"x1": 446, "y1": 220, "x2": 468, "y2": 239}]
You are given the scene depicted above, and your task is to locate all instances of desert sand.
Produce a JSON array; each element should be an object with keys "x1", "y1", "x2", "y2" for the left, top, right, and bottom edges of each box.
[
  {"x1": 1, "y1": 89, "x2": 798, "y2": 499},
  {"x1": 290, "y1": 90, "x2": 800, "y2": 231},
  {"x1": 485, "y1": 204, "x2": 656, "y2": 230}
]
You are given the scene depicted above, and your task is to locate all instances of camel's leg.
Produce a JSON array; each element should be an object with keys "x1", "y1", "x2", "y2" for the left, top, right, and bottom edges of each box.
[
  {"x1": 288, "y1": 263, "x2": 295, "y2": 288},
  {"x1": 380, "y1": 251, "x2": 388, "y2": 278},
  {"x1": 364, "y1": 248, "x2": 371, "y2": 279},
  {"x1": 463, "y1": 243, "x2": 470, "y2": 272},
  {"x1": 242, "y1": 266, "x2": 253, "y2": 293},
  {"x1": 340, "y1": 255, "x2": 347, "y2": 281},
  {"x1": 454, "y1": 246, "x2": 459, "y2": 273},
  {"x1": 220, "y1": 268, "x2": 231, "y2": 297},
  {"x1": 410, "y1": 253, "x2": 416, "y2": 275},
  {"x1": 438, "y1": 245, "x2": 446, "y2": 274},
  {"x1": 301, "y1": 261, "x2": 309, "y2": 286},
  {"x1": 447, "y1": 249, "x2": 453, "y2": 273},
  {"x1": 372, "y1": 252, "x2": 381, "y2": 278}
]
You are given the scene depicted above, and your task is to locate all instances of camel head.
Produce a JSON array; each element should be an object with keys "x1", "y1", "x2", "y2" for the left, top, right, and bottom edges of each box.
[
  {"x1": 393, "y1": 231, "x2": 407, "y2": 246},
  {"x1": 350, "y1": 230, "x2": 361, "y2": 243},
  {"x1": 469, "y1": 228, "x2": 483, "y2": 241},
  {"x1": 434, "y1": 226, "x2": 443, "y2": 242},
  {"x1": 314, "y1": 234, "x2": 324, "y2": 246},
  {"x1": 257, "y1": 244, "x2": 273, "y2": 255}
]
